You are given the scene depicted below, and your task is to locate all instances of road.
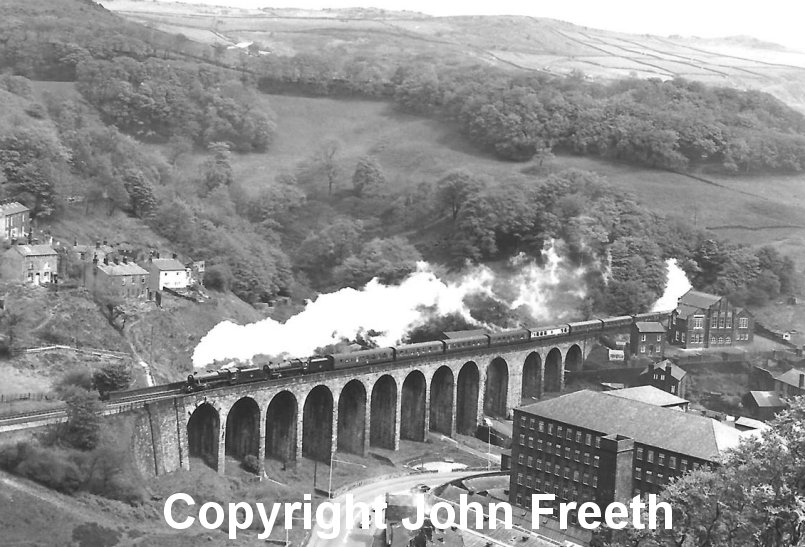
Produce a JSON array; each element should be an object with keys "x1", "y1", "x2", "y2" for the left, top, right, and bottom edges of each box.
[{"x1": 306, "y1": 470, "x2": 477, "y2": 547}]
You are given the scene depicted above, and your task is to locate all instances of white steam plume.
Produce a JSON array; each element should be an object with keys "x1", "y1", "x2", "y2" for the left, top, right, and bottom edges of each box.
[
  {"x1": 192, "y1": 241, "x2": 590, "y2": 368},
  {"x1": 652, "y1": 258, "x2": 692, "y2": 311}
]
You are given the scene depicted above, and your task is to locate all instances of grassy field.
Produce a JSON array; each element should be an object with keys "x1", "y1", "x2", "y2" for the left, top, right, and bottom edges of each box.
[{"x1": 104, "y1": 2, "x2": 805, "y2": 112}]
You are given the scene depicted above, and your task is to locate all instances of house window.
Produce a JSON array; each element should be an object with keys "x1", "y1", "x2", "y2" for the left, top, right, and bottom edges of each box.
[
  {"x1": 547, "y1": 423, "x2": 554, "y2": 435},
  {"x1": 710, "y1": 336, "x2": 716, "y2": 345},
  {"x1": 658, "y1": 453, "x2": 665, "y2": 466},
  {"x1": 711, "y1": 315, "x2": 718, "y2": 329},
  {"x1": 739, "y1": 317, "x2": 749, "y2": 329},
  {"x1": 529, "y1": 418, "x2": 535, "y2": 430},
  {"x1": 582, "y1": 472, "x2": 589, "y2": 485},
  {"x1": 640, "y1": 345, "x2": 646, "y2": 353},
  {"x1": 583, "y1": 453, "x2": 590, "y2": 465},
  {"x1": 527, "y1": 456, "x2": 533, "y2": 467},
  {"x1": 636, "y1": 447, "x2": 643, "y2": 460},
  {"x1": 693, "y1": 317, "x2": 703, "y2": 329},
  {"x1": 669, "y1": 456, "x2": 677, "y2": 469},
  {"x1": 646, "y1": 470, "x2": 653, "y2": 483},
  {"x1": 725, "y1": 337, "x2": 731, "y2": 344},
  {"x1": 647, "y1": 450, "x2": 654, "y2": 463},
  {"x1": 682, "y1": 332, "x2": 686, "y2": 343},
  {"x1": 519, "y1": 434, "x2": 525, "y2": 445},
  {"x1": 635, "y1": 467, "x2": 642, "y2": 480},
  {"x1": 718, "y1": 337, "x2": 724, "y2": 345},
  {"x1": 657, "y1": 334, "x2": 662, "y2": 342},
  {"x1": 575, "y1": 431, "x2": 582, "y2": 443},
  {"x1": 538, "y1": 420, "x2": 544, "y2": 432},
  {"x1": 592, "y1": 476, "x2": 598, "y2": 488},
  {"x1": 564, "y1": 447, "x2": 571, "y2": 459},
  {"x1": 595, "y1": 437, "x2": 600, "y2": 448},
  {"x1": 585, "y1": 434, "x2": 592, "y2": 446},
  {"x1": 528, "y1": 436, "x2": 534, "y2": 448},
  {"x1": 641, "y1": 334, "x2": 646, "y2": 342},
  {"x1": 537, "y1": 439, "x2": 543, "y2": 451},
  {"x1": 593, "y1": 456, "x2": 600, "y2": 468},
  {"x1": 520, "y1": 415, "x2": 527, "y2": 426},
  {"x1": 574, "y1": 449, "x2": 580, "y2": 462},
  {"x1": 517, "y1": 473, "x2": 524, "y2": 485},
  {"x1": 518, "y1": 454, "x2": 525, "y2": 464},
  {"x1": 565, "y1": 429, "x2": 572, "y2": 441},
  {"x1": 557, "y1": 426, "x2": 563, "y2": 437}
]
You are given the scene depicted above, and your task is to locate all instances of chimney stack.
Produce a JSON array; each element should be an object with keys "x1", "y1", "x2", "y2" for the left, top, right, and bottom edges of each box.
[
  {"x1": 648, "y1": 363, "x2": 654, "y2": 376},
  {"x1": 122, "y1": 257, "x2": 128, "y2": 264},
  {"x1": 172, "y1": 252, "x2": 177, "y2": 259},
  {"x1": 96, "y1": 240, "x2": 100, "y2": 249},
  {"x1": 665, "y1": 363, "x2": 672, "y2": 375},
  {"x1": 113, "y1": 257, "x2": 119, "y2": 265},
  {"x1": 93, "y1": 254, "x2": 98, "y2": 265},
  {"x1": 103, "y1": 239, "x2": 107, "y2": 246},
  {"x1": 103, "y1": 257, "x2": 109, "y2": 265},
  {"x1": 799, "y1": 373, "x2": 804, "y2": 389}
]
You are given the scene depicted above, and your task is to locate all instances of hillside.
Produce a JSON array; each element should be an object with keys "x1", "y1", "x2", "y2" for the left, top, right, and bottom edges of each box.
[{"x1": 105, "y1": 1, "x2": 805, "y2": 111}]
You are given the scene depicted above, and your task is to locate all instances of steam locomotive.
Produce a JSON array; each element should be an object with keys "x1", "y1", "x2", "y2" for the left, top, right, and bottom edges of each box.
[{"x1": 182, "y1": 312, "x2": 668, "y2": 394}]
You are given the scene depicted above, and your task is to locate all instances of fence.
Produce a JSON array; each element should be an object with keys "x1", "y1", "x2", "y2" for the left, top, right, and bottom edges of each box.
[
  {"x1": 11, "y1": 345, "x2": 128, "y2": 360},
  {"x1": 0, "y1": 391, "x2": 56, "y2": 403}
]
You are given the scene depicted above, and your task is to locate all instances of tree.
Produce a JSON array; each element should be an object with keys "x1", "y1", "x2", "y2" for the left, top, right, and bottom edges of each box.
[
  {"x1": 435, "y1": 169, "x2": 485, "y2": 221},
  {"x1": 201, "y1": 142, "x2": 233, "y2": 194},
  {"x1": 316, "y1": 139, "x2": 341, "y2": 196},
  {"x1": 352, "y1": 156, "x2": 386, "y2": 197},
  {"x1": 203, "y1": 264, "x2": 234, "y2": 292},
  {"x1": 333, "y1": 237, "x2": 421, "y2": 287},
  {"x1": 122, "y1": 169, "x2": 157, "y2": 218},
  {"x1": 92, "y1": 362, "x2": 133, "y2": 395},
  {"x1": 62, "y1": 389, "x2": 102, "y2": 451}
]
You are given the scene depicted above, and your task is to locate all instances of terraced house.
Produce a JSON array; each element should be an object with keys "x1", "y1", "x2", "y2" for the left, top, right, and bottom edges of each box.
[
  {"x1": 667, "y1": 289, "x2": 753, "y2": 348},
  {"x1": 508, "y1": 390, "x2": 753, "y2": 525}
]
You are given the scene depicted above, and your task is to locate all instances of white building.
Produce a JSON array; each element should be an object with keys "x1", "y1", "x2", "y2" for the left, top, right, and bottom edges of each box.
[{"x1": 148, "y1": 257, "x2": 191, "y2": 292}]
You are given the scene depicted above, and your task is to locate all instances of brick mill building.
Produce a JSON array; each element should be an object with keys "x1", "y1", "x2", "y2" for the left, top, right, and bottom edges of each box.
[
  {"x1": 509, "y1": 390, "x2": 749, "y2": 525},
  {"x1": 668, "y1": 290, "x2": 753, "y2": 348}
]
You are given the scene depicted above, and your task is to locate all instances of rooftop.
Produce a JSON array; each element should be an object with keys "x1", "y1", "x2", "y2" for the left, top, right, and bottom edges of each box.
[
  {"x1": 517, "y1": 390, "x2": 744, "y2": 461},
  {"x1": 678, "y1": 289, "x2": 722, "y2": 310},
  {"x1": 747, "y1": 390, "x2": 787, "y2": 408},
  {"x1": 151, "y1": 257, "x2": 186, "y2": 271},
  {"x1": 0, "y1": 202, "x2": 29, "y2": 215},
  {"x1": 734, "y1": 416, "x2": 771, "y2": 431},
  {"x1": 773, "y1": 368, "x2": 805, "y2": 389},
  {"x1": 96, "y1": 261, "x2": 148, "y2": 276},
  {"x1": 675, "y1": 303, "x2": 702, "y2": 318},
  {"x1": 10, "y1": 244, "x2": 57, "y2": 257},
  {"x1": 634, "y1": 321, "x2": 665, "y2": 333},
  {"x1": 605, "y1": 385, "x2": 689, "y2": 408},
  {"x1": 640, "y1": 359, "x2": 687, "y2": 380}
]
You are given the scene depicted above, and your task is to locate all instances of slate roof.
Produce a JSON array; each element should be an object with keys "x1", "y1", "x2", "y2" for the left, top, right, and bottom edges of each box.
[
  {"x1": 11, "y1": 244, "x2": 57, "y2": 257},
  {"x1": 605, "y1": 386, "x2": 689, "y2": 408},
  {"x1": 678, "y1": 289, "x2": 721, "y2": 310},
  {"x1": 734, "y1": 417, "x2": 770, "y2": 431},
  {"x1": 151, "y1": 258, "x2": 186, "y2": 271},
  {"x1": 747, "y1": 391, "x2": 787, "y2": 408},
  {"x1": 634, "y1": 321, "x2": 665, "y2": 333},
  {"x1": 518, "y1": 390, "x2": 743, "y2": 461},
  {"x1": 96, "y1": 261, "x2": 148, "y2": 276},
  {"x1": 640, "y1": 360, "x2": 687, "y2": 380},
  {"x1": 675, "y1": 304, "x2": 702, "y2": 318},
  {"x1": 0, "y1": 202, "x2": 29, "y2": 215},
  {"x1": 774, "y1": 368, "x2": 805, "y2": 389}
]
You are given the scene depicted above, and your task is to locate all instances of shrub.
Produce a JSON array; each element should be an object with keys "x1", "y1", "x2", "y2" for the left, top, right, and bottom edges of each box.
[
  {"x1": 204, "y1": 264, "x2": 234, "y2": 292},
  {"x1": 242, "y1": 454, "x2": 260, "y2": 474}
]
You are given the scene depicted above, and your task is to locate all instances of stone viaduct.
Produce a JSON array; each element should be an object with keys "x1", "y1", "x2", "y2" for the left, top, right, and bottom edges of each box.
[{"x1": 135, "y1": 333, "x2": 612, "y2": 477}]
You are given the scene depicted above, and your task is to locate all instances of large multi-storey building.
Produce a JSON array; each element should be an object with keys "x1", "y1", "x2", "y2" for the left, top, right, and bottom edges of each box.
[
  {"x1": 667, "y1": 290, "x2": 753, "y2": 348},
  {"x1": 509, "y1": 390, "x2": 749, "y2": 525}
]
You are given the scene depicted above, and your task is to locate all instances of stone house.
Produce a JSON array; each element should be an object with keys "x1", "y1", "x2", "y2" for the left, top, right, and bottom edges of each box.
[{"x1": 1, "y1": 244, "x2": 58, "y2": 285}]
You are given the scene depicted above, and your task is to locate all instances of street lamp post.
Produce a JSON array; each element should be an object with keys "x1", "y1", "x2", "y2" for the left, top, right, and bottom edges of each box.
[
  {"x1": 483, "y1": 417, "x2": 493, "y2": 470},
  {"x1": 329, "y1": 451, "x2": 368, "y2": 499}
]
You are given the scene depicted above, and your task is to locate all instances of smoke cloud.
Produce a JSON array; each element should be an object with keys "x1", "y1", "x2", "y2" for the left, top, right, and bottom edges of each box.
[
  {"x1": 192, "y1": 242, "x2": 590, "y2": 368},
  {"x1": 652, "y1": 258, "x2": 692, "y2": 311}
]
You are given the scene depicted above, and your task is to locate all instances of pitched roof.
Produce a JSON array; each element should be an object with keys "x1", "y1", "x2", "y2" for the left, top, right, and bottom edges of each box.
[
  {"x1": 747, "y1": 391, "x2": 786, "y2": 408},
  {"x1": 640, "y1": 360, "x2": 687, "y2": 380},
  {"x1": 0, "y1": 202, "x2": 29, "y2": 215},
  {"x1": 96, "y1": 261, "x2": 148, "y2": 276},
  {"x1": 605, "y1": 386, "x2": 689, "y2": 408},
  {"x1": 734, "y1": 416, "x2": 770, "y2": 431},
  {"x1": 11, "y1": 244, "x2": 57, "y2": 257},
  {"x1": 151, "y1": 258, "x2": 186, "y2": 271},
  {"x1": 678, "y1": 289, "x2": 722, "y2": 310},
  {"x1": 517, "y1": 390, "x2": 742, "y2": 461},
  {"x1": 675, "y1": 304, "x2": 701, "y2": 318},
  {"x1": 634, "y1": 321, "x2": 665, "y2": 333},
  {"x1": 774, "y1": 368, "x2": 805, "y2": 389}
]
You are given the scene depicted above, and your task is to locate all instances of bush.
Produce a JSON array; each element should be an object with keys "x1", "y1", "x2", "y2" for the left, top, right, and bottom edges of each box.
[
  {"x1": 242, "y1": 454, "x2": 260, "y2": 474},
  {"x1": 92, "y1": 362, "x2": 133, "y2": 394},
  {"x1": 203, "y1": 264, "x2": 234, "y2": 292},
  {"x1": 11, "y1": 443, "x2": 84, "y2": 494}
]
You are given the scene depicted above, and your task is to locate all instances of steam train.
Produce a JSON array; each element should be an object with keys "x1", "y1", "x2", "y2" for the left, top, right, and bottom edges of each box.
[{"x1": 182, "y1": 311, "x2": 668, "y2": 394}]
